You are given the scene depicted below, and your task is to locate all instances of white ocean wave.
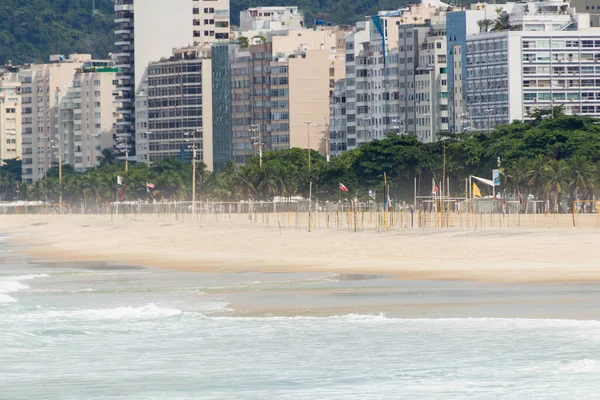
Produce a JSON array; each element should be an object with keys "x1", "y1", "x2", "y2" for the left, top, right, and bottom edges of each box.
[
  {"x1": 559, "y1": 359, "x2": 600, "y2": 373},
  {"x1": 40, "y1": 303, "x2": 185, "y2": 320},
  {"x1": 4, "y1": 273, "x2": 50, "y2": 281},
  {"x1": 0, "y1": 294, "x2": 18, "y2": 304}
]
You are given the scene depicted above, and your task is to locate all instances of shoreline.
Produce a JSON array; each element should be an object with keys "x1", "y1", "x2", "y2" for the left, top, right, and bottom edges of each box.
[{"x1": 2, "y1": 214, "x2": 600, "y2": 284}]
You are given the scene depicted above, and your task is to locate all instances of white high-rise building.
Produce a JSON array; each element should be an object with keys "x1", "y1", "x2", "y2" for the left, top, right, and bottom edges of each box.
[
  {"x1": 330, "y1": 0, "x2": 452, "y2": 155},
  {"x1": 0, "y1": 66, "x2": 21, "y2": 164},
  {"x1": 464, "y1": 0, "x2": 600, "y2": 131},
  {"x1": 19, "y1": 54, "x2": 92, "y2": 182},
  {"x1": 114, "y1": 0, "x2": 230, "y2": 159},
  {"x1": 240, "y1": 7, "x2": 305, "y2": 32}
]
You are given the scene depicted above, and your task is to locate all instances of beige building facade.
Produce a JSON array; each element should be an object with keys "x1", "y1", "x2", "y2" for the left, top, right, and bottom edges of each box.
[
  {"x1": 213, "y1": 28, "x2": 345, "y2": 167},
  {"x1": 0, "y1": 68, "x2": 21, "y2": 164},
  {"x1": 56, "y1": 62, "x2": 117, "y2": 172},
  {"x1": 19, "y1": 54, "x2": 92, "y2": 182}
]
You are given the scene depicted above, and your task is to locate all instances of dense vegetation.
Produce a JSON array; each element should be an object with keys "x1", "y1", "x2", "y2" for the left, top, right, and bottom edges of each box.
[
  {"x1": 1, "y1": 112, "x2": 599, "y2": 212},
  {"x1": 0, "y1": 0, "x2": 414, "y2": 65},
  {"x1": 0, "y1": 0, "x2": 115, "y2": 65}
]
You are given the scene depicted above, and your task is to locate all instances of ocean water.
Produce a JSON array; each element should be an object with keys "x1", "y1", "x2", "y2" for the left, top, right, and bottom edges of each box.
[{"x1": 2, "y1": 247, "x2": 600, "y2": 398}]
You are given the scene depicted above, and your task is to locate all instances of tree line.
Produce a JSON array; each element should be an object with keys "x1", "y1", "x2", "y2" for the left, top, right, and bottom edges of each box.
[{"x1": 0, "y1": 112, "x2": 599, "y2": 211}]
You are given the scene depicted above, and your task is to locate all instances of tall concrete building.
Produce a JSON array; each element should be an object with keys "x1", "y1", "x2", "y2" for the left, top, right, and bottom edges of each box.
[
  {"x1": 114, "y1": 0, "x2": 229, "y2": 158},
  {"x1": 330, "y1": 0, "x2": 451, "y2": 155},
  {"x1": 212, "y1": 28, "x2": 345, "y2": 168},
  {"x1": 414, "y1": 23, "x2": 449, "y2": 142},
  {"x1": 446, "y1": 3, "x2": 514, "y2": 133},
  {"x1": 571, "y1": 0, "x2": 600, "y2": 27},
  {"x1": 55, "y1": 61, "x2": 117, "y2": 172},
  {"x1": 140, "y1": 46, "x2": 213, "y2": 169},
  {"x1": 463, "y1": 0, "x2": 600, "y2": 131},
  {"x1": 19, "y1": 54, "x2": 92, "y2": 183},
  {"x1": 240, "y1": 7, "x2": 305, "y2": 32},
  {"x1": 0, "y1": 66, "x2": 21, "y2": 164}
]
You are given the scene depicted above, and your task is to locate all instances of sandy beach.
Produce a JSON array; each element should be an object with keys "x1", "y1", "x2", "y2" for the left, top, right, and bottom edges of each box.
[{"x1": 2, "y1": 213, "x2": 600, "y2": 283}]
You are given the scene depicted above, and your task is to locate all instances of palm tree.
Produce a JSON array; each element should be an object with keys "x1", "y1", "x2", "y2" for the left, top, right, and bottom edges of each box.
[
  {"x1": 544, "y1": 160, "x2": 568, "y2": 212},
  {"x1": 98, "y1": 148, "x2": 118, "y2": 167},
  {"x1": 526, "y1": 155, "x2": 549, "y2": 199},
  {"x1": 507, "y1": 158, "x2": 530, "y2": 192},
  {"x1": 237, "y1": 165, "x2": 257, "y2": 199},
  {"x1": 492, "y1": 13, "x2": 512, "y2": 31},
  {"x1": 477, "y1": 19, "x2": 494, "y2": 33},
  {"x1": 568, "y1": 155, "x2": 597, "y2": 209}
]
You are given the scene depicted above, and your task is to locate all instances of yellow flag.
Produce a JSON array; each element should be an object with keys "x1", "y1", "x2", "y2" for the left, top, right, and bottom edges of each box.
[{"x1": 472, "y1": 182, "x2": 482, "y2": 198}]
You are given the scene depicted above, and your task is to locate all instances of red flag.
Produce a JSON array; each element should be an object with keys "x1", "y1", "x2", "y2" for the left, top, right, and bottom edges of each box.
[
  {"x1": 339, "y1": 183, "x2": 349, "y2": 192},
  {"x1": 432, "y1": 184, "x2": 439, "y2": 194}
]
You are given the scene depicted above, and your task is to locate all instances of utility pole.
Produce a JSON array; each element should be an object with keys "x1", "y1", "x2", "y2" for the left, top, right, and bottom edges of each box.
[
  {"x1": 59, "y1": 153, "x2": 63, "y2": 213},
  {"x1": 305, "y1": 121, "x2": 312, "y2": 232},
  {"x1": 192, "y1": 147, "x2": 197, "y2": 218}
]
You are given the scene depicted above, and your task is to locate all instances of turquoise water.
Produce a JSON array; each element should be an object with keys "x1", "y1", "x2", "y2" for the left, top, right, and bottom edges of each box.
[{"x1": 2, "y1": 252, "x2": 600, "y2": 398}]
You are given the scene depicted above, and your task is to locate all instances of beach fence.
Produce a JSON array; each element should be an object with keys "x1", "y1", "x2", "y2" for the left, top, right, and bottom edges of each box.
[
  {"x1": 3, "y1": 198, "x2": 600, "y2": 230},
  {"x1": 103, "y1": 199, "x2": 600, "y2": 230}
]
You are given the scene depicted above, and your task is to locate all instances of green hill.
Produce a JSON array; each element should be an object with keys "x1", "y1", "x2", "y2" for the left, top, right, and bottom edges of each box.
[{"x1": 0, "y1": 0, "x2": 407, "y2": 65}]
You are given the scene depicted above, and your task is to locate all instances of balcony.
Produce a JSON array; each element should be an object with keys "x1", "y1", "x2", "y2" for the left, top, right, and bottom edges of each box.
[{"x1": 115, "y1": 4, "x2": 134, "y2": 12}]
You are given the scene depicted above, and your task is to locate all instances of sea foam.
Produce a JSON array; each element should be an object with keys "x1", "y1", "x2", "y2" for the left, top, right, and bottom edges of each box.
[
  {"x1": 0, "y1": 274, "x2": 49, "y2": 304},
  {"x1": 40, "y1": 303, "x2": 185, "y2": 321}
]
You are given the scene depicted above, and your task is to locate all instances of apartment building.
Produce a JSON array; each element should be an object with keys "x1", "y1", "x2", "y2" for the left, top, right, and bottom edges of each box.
[
  {"x1": 446, "y1": 3, "x2": 515, "y2": 133},
  {"x1": 212, "y1": 28, "x2": 345, "y2": 168},
  {"x1": 142, "y1": 46, "x2": 213, "y2": 169},
  {"x1": 240, "y1": 7, "x2": 305, "y2": 32},
  {"x1": 571, "y1": 0, "x2": 600, "y2": 27},
  {"x1": 0, "y1": 66, "x2": 21, "y2": 164},
  {"x1": 114, "y1": 0, "x2": 228, "y2": 159},
  {"x1": 464, "y1": 0, "x2": 600, "y2": 131},
  {"x1": 414, "y1": 23, "x2": 448, "y2": 142},
  {"x1": 55, "y1": 61, "x2": 117, "y2": 172},
  {"x1": 330, "y1": 0, "x2": 451, "y2": 155},
  {"x1": 19, "y1": 54, "x2": 92, "y2": 183}
]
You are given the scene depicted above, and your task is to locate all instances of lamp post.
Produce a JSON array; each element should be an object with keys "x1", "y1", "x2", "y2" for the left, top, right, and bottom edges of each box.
[
  {"x1": 249, "y1": 124, "x2": 262, "y2": 168},
  {"x1": 188, "y1": 145, "x2": 198, "y2": 218},
  {"x1": 144, "y1": 131, "x2": 152, "y2": 169},
  {"x1": 51, "y1": 142, "x2": 63, "y2": 213},
  {"x1": 315, "y1": 123, "x2": 330, "y2": 163},
  {"x1": 184, "y1": 130, "x2": 201, "y2": 218},
  {"x1": 485, "y1": 108, "x2": 493, "y2": 132},
  {"x1": 304, "y1": 121, "x2": 312, "y2": 232},
  {"x1": 116, "y1": 137, "x2": 129, "y2": 172}
]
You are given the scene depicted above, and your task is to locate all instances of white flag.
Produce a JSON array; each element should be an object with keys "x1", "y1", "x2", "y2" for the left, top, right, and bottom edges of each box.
[{"x1": 117, "y1": 176, "x2": 123, "y2": 186}]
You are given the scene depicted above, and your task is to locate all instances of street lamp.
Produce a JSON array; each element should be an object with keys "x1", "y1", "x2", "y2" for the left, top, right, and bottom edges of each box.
[
  {"x1": 116, "y1": 137, "x2": 129, "y2": 172},
  {"x1": 304, "y1": 121, "x2": 312, "y2": 232},
  {"x1": 184, "y1": 130, "x2": 201, "y2": 218},
  {"x1": 144, "y1": 131, "x2": 152, "y2": 169},
  {"x1": 51, "y1": 142, "x2": 63, "y2": 214},
  {"x1": 485, "y1": 108, "x2": 493, "y2": 132},
  {"x1": 315, "y1": 123, "x2": 330, "y2": 163},
  {"x1": 249, "y1": 124, "x2": 263, "y2": 168}
]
